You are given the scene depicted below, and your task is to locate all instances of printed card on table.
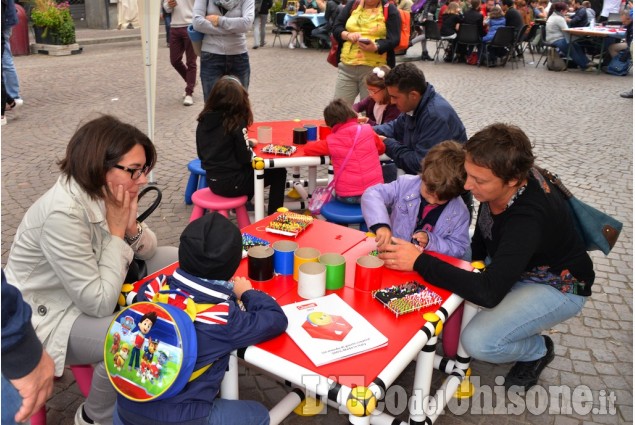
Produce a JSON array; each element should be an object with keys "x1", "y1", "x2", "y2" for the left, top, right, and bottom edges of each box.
[{"x1": 281, "y1": 294, "x2": 388, "y2": 367}]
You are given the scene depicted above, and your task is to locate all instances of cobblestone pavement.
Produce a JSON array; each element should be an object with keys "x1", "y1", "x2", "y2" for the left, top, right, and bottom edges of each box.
[{"x1": 1, "y1": 25, "x2": 632, "y2": 425}]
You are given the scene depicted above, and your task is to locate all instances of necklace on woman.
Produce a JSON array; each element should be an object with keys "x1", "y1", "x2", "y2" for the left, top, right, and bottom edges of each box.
[{"x1": 504, "y1": 183, "x2": 527, "y2": 210}]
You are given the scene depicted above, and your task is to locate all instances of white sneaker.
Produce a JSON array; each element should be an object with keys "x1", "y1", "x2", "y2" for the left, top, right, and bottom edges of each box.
[
  {"x1": 1, "y1": 116, "x2": 6, "y2": 126},
  {"x1": 183, "y1": 95, "x2": 193, "y2": 106},
  {"x1": 13, "y1": 98, "x2": 23, "y2": 107},
  {"x1": 300, "y1": 42, "x2": 308, "y2": 49},
  {"x1": 288, "y1": 42, "x2": 295, "y2": 49},
  {"x1": 74, "y1": 403, "x2": 102, "y2": 425}
]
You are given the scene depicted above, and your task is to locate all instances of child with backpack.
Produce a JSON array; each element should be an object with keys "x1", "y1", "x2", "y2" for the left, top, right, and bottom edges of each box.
[
  {"x1": 114, "y1": 212, "x2": 288, "y2": 425},
  {"x1": 304, "y1": 98, "x2": 385, "y2": 204}
]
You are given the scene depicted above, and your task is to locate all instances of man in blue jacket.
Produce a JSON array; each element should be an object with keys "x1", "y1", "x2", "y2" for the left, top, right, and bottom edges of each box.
[
  {"x1": 2, "y1": 271, "x2": 55, "y2": 425},
  {"x1": 373, "y1": 63, "x2": 467, "y2": 177}
]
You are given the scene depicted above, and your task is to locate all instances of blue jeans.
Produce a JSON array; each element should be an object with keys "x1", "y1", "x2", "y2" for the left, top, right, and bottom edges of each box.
[
  {"x1": 1, "y1": 375, "x2": 22, "y2": 425},
  {"x1": 552, "y1": 37, "x2": 590, "y2": 69},
  {"x1": 114, "y1": 399, "x2": 269, "y2": 425},
  {"x1": 2, "y1": 27, "x2": 21, "y2": 99},
  {"x1": 200, "y1": 52, "x2": 250, "y2": 101},
  {"x1": 460, "y1": 280, "x2": 586, "y2": 363}
]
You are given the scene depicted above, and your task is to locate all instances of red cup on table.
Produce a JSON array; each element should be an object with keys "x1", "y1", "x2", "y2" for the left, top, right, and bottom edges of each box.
[
  {"x1": 318, "y1": 124, "x2": 331, "y2": 140},
  {"x1": 354, "y1": 255, "x2": 384, "y2": 292}
]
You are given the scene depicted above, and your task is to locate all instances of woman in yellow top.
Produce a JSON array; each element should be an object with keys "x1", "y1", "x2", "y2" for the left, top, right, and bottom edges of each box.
[{"x1": 332, "y1": 0, "x2": 401, "y2": 105}]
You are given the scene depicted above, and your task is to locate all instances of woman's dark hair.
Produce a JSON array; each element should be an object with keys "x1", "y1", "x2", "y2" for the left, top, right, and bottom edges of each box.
[
  {"x1": 58, "y1": 115, "x2": 156, "y2": 201},
  {"x1": 420, "y1": 141, "x2": 466, "y2": 201},
  {"x1": 197, "y1": 76, "x2": 253, "y2": 134},
  {"x1": 548, "y1": 1, "x2": 567, "y2": 17},
  {"x1": 323, "y1": 98, "x2": 358, "y2": 128},
  {"x1": 470, "y1": 0, "x2": 481, "y2": 10},
  {"x1": 464, "y1": 123, "x2": 535, "y2": 184}
]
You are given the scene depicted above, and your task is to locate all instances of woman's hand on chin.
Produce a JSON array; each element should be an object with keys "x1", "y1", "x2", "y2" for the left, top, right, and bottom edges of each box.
[
  {"x1": 105, "y1": 182, "x2": 132, "y2": 239},
  {"x1": 378, "y1": 237, "x2": 422, "y2": 271}
]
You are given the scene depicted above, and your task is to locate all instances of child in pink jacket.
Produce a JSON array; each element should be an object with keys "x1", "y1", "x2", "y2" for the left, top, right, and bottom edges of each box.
[{"x1": 304, "y1": 99, "x2": 385, "y2": 204}]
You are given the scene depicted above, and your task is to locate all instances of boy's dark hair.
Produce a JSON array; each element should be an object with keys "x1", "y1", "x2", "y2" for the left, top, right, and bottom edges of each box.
[
  {"x1": 384, "y1": 63, "x2": 427, "y2": 95},
  {"x1": 420, "y1": 141, "x2": 467, "y2": 201},
  {"x1": 179, "y1": 212, "x2": 243, "y2": 281},
  {"x1": 198, "y1": 75, "x2": 253, "y2": 134},
  {"x1": 58, "y1": 115, "x2": 157, "y2": 201},
  {"x1": 502, "y1": 0, "x2": 514, "y2": 7},
  {"x1": 464, "y1": 123, "x2": 535, "y2": 185},
  {"x1": 470, "y1": 0, "x2": 481, "y2": 10},
  {"x1": 323, "y1": 98, "x2": 358, "y2": 128},
  {"x1": 139, "y1": 311, "x2": 158, "y2": 327}
]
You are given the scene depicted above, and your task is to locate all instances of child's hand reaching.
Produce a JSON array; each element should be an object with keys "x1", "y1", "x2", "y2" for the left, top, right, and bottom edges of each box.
[
  {"x1": 375, "y1": 227, "x2": 392, "y2": 250},
  {"x1": 232, "y1": 277, "x2": 253, "y2": 300},
  {"x1": 412, "y1": 231, "x2": 429, "y2": 250}
]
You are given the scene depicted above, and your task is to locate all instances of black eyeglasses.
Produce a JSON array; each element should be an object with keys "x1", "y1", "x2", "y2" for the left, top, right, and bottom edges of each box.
[{"x1": 113, "y1": 164, "x2": 150, "y2": 180}]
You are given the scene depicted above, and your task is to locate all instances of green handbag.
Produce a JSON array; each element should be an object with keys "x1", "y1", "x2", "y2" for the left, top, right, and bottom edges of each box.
[{"x1": 535, "y1": 166, "x2": 622, "y2": 255}]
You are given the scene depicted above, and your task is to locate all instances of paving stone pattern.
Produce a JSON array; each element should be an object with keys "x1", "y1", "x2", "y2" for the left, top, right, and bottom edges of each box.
[{"x1": 1, "y1": 25, "x2": 632, "y2": 425}]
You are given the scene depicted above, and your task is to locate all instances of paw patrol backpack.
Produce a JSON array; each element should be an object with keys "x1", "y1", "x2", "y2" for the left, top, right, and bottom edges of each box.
[{"x1": 105, "y1": 280, "x2": 214, "y2": 402}]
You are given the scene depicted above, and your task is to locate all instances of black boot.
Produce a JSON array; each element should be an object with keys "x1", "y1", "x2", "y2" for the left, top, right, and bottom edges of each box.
[
  {"x1": 421, "y1": 52, "x2": 434, "y2": 61},
  {"x1": 505, "y1": 335, "x2": 555, "y2": 391}
]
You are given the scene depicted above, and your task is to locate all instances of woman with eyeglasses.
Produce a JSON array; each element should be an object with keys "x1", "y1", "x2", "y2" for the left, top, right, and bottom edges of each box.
[{"x1": 4, "y1": 115, "x2": 178, "y2": 425}]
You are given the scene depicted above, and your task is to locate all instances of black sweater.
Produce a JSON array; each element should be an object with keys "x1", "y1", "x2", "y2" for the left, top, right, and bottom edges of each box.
[
  {"x1": 196, "y1": 111, "x2": 252, "y2": 181},
  {"x1": 414, "y1": 171, "x2": 594, "y2": 308}
]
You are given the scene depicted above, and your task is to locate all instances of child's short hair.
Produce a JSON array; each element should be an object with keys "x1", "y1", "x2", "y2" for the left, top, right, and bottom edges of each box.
[
  {"x1": 365, "y1": 65, "x2": 391, "y2": 88},
  {"x1": 323, "y1": 98, "x2": 358, "y2": 128},
  {"x1": 581, "y1": 1, "x2": 590, "y2": 6},
  {"x1": 420, "y1": 141, "x2": 467, "y2": 202},
  {"x1": 178, "y1": 212, "x2": 243, "y2": 281}
]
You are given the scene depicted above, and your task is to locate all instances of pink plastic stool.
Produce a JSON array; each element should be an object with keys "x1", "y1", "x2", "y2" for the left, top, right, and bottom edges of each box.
[
  {"x1": 31, "y1": 365, "x2": 93, "y2": 425},
  {"x1": 189, "y1": 188, "x2": 251, "y2": 229}
]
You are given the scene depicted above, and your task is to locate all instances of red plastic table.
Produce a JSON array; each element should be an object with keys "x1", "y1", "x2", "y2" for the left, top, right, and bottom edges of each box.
[
  {"x1": 131, "y1": 216, "x2": 475, "y2": 424},
  {"x1": 249, "y1": 120, "x2": 329, "y2": 221}
]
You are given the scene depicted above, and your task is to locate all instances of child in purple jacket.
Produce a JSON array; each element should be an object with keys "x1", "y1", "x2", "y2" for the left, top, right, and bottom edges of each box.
[{"x1": 361, "y1": 140, "x2": 470, "y2": 258}]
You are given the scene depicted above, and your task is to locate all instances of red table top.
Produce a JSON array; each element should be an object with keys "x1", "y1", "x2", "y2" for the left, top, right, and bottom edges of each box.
[
  {"x1": 252, "y1": 224, "x2": 472, "y2": 387},
  {"x1": 132, "y1": 218, "x2": 472, "y2": 388},
  {"x1": 248, "y1": 120, "x2": 325, "y2": 159}
]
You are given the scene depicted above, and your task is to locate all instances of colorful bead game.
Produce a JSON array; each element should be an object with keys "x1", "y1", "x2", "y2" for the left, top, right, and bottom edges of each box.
[{"x1": 372, "y1": 281, "x2": 443, "y2": 317}]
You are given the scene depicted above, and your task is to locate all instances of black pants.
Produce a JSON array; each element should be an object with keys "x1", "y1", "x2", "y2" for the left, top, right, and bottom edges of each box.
[{"x1": 208, "y1": 168, "x2": 287, "y2": 215}]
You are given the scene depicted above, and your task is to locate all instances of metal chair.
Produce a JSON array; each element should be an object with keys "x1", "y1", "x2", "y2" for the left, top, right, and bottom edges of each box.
[
  {"x1": 480, "y1": 26, "x2": 516, "y2": 68},
  {"x1": 510, "y1": 23, "x2": 530, "y2": 66},
  {"x1": 521, "y1": 23, "x2": 541, "y2": 62},
  {"x1": 535, "y1": 24, "x2": 559, "y2": 68},
  {"x1": 452, "y1": 23, "x2": 481, "y2": 63},
  {"x1": 606, "y1": 11, "x2": 622, "y2": 25},
  {"x1": 423, "y1": 20, "x2": 450, "y2": 62},
  {"x1": 272, "y1": 12, "x2": 293, "y2": 48}
]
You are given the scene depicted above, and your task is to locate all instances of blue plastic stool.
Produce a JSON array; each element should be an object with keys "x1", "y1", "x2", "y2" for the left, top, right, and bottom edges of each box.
[
  {"x1": 185, "y1": 159, "x2": 208, "y2": 205},
  {"x1": 320, "y1": 199, "x2": 368, "y2": 231}
]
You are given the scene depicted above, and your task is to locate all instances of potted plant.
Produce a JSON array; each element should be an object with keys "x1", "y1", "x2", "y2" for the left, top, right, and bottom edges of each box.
[
  {"x1": 30, "y1": 0, "x2": 76, "y2": 45},
  {"x1": 269, "y1": 0, "x2": 284, "y2": 23}
]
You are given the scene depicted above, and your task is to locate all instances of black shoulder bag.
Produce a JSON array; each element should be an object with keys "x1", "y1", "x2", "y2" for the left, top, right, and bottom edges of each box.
[{"x1": 124, "y1": 186, "x2": 162, "y2": 283}]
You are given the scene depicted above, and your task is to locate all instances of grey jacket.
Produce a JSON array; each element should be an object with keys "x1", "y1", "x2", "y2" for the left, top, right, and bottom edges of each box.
[
  {"x1": 4, "y1": 176, "x2": 157, "y2": 375},
  {"x1": 193, "y1": 0, "x2": 255, "y2": 55},
  {"x1": 361, "y1": 175, "x2": 470, "y2": 258}
]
